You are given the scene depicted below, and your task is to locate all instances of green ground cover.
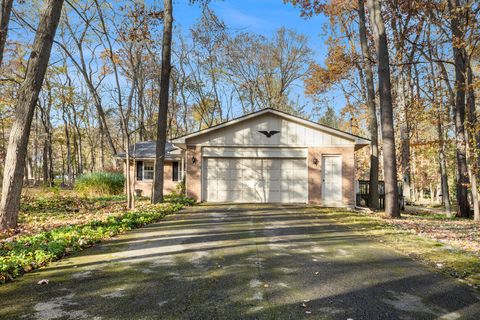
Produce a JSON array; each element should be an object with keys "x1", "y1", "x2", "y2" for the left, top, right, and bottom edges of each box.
[{"x1": 0, "y1": 191, "x2": 194, "y2": 283}]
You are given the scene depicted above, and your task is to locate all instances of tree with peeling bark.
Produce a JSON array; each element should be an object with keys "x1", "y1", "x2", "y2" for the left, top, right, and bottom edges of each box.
[{"x1": 0, "y1": 0, "x2": 64, "y2": 231}]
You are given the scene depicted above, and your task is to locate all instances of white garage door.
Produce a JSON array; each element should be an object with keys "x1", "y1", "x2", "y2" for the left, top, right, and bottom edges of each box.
[{"x1": 204, "y1": 158, "x2": 307, "y2": 203}]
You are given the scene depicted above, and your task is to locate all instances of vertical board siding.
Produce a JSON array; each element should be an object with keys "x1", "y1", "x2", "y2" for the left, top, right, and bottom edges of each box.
[{"x1": 188, "y1": 113, "x2": 354, "y2": 147}]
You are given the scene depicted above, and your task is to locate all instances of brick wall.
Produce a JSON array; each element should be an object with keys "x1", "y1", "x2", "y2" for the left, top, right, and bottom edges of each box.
[
  {"x1": 308, "y1": 146, "x2": 355, "y2": 207},
  {"x1": 124, "y1": 160, "x2": 180, "y2": 198},
  {"x1": 185, "y1": 146, "x2": 202, "y2": 201}
]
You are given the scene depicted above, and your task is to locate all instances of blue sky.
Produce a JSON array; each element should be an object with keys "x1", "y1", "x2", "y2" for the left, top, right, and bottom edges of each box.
[{"x1": 153, "y1": 0, "x2": 345, "y2": 119}]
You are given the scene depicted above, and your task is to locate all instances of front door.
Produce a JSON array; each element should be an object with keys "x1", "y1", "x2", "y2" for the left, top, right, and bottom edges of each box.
[{"x1": 322, "y1": 156, "x2": 342, "y2": 205}]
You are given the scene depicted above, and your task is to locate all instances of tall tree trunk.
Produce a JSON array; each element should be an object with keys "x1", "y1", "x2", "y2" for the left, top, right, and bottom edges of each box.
[
  {"x1": 448, "y1": 0, "x2": 470, "y2": 218},
  {"x1": 357, "y1": 0, "x2": 379, "y2": 210},
  {"x1": 466, "y1": 62, "x2": 479, "y2": 221},
  {"x1": 138, "y1": 76, "x2": 146, "y2": 141},
  {"x1": 62, "y1": 104, "x2": 72, "y2": 186},
  {"x1": 99, "y1": 121, "x2": 105, "y2": 171},
  {"x1": 43, "y1": 142, "x2": 49, "y2": 186},
  {"x1": 152, "y1": 0, "x2": 173, "y2": 203},
  {"x1": 367, "y1": 0, "x2": 400, "y2": 218},
  {"x1": 0, "y1": 0, "x2": 64, "y2": 231},
  {"x1": 400, "y1": 69, "x2": 412, "y2": 205},
  {"x1": 0, "y1": 0, "x2": 13, "y2": 67},
  {"x1": 438, "y1": 113, "x2": 452, "y2": 213}
]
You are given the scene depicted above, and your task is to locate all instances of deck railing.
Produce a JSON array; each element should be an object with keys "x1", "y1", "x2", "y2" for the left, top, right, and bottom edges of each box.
[{"x1": 356, "y1": 180, "x2": 404, "y2": 210}]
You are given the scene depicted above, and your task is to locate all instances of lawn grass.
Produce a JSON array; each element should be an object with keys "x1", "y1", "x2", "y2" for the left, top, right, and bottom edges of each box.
[{"x1": 319, "y1": 208, "x2": 480, "y2": 289}]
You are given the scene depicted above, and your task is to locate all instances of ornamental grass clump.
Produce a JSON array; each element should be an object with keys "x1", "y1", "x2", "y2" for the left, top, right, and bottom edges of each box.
[{"x1": 74, "y1": 172, "x2": 125, "y2": 197}]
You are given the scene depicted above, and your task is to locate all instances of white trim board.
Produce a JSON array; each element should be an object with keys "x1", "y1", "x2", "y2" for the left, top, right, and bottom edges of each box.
[{"x1": 202, "y1": 147, "x2": 307, "y2": 158}]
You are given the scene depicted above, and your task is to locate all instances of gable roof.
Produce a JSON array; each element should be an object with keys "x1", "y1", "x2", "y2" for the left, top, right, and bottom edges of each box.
[
  {"x1": 116, "y1": 141, "x2": 182, "y2": 160},
  {"x1": 172, "y1": 108, "x2": 370, "y2": 146}
]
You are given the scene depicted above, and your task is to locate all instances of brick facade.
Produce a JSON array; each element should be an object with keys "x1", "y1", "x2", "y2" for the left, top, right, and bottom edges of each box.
[
  {"x1": 185, "y1": 146, "x2": 202, "y2": 201},
  {"x1": 125, "y1": 160, "x2": 180, "y2": 197},
  {"x1": 307, "y1": 146, "x2": 355, "y2": 207}
]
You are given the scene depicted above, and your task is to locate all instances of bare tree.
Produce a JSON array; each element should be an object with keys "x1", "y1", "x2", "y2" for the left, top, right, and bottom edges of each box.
[{"x1": 0, "y1": 0, "x2": 64, "y2": 230}]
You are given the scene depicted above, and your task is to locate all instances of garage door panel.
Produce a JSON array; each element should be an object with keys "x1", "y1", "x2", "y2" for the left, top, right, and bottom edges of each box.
[
  {"x1": 242, "y1": 170, "x2": 257, "y2": 180},
  {"x1": 281, "y1": 170, "x2": 294, "y2": 179},
  {"x1": 290, "y1": 183, "x2": 305, "y2": 194},
  {"x1": 267, "y1": 192, "x2": 281, "y2": 203},
  {"x1": 204, "y1": 157, "x2": 307, "y2": 203},
  {"x1": 290, "y1": 193, "x2": 305, "y2": 203},
  {"x1": 216, "y1": 169, "x2": 230, "y2": 179},
  {"x1": 217, "y1": 180, "x2": 229, "y2": 190},
  {"x1": 229, "y1": 169, "x2": 242, "y2": 179},
  {"x1": 215, "y1": 160, "x2": 229, "y2": 169},
  {"x1": 292, "y1": 160, "x2": 305, "y2": 170},
  {"x1": 242, "y1": 189, "x2": 260, "y2": 202},
  {"x1": 207, "y1": 159, "x2": 219, "y2": 169}
]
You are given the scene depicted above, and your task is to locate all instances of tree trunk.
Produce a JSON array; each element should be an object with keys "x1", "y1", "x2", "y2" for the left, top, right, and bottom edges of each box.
[
  {"x1": 466, "y1": 62, "x2": 479, "y2": 221},
  {"x1": 0, "y1": 0, "x2": 13, "y2": 67},
  {"x1": 62, "y1": 104, "x2": 72, "y2": 186},
  {"x1": 367, "y1": 0, "x2": 400, "y2": 218},
  {"x1": 448, "y1": 0, "x2": 470, "y2": 218},
  {"x1": 152, "y1": 0, "x2": 173, "y2": 203},
  {"x1": 438, "y1": 114, "x2": 452, "y2": 214},
  {"x1": 357, "y1": 0, "x2": 379, "y2": 210},
  {"x1": 400, "y1": 70, "x2": 412, "y2": 205},
  {"x1": 0, "y1": 0, "x2": 64, "y2": 231},
  {"x1": 43, "y1": 142, "x2": 49, "y2": 186}
]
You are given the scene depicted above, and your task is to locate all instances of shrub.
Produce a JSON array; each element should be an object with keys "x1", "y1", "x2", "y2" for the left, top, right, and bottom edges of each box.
[{"x1": 74, "y1": 172, "x2": 125, "y2": 197}]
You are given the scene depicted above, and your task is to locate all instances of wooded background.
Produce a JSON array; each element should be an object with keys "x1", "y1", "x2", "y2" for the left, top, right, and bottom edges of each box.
[{"x1": 0, "y1": 0, "x2": 479, "y2": 220}]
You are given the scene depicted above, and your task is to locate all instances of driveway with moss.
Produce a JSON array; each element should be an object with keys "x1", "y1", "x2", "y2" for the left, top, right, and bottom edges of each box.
[{"x1": 1, "y1": 204, "x2": 480, "y2": 319}]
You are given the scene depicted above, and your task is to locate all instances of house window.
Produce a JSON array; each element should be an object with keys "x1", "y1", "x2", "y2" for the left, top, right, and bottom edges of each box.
[
  {"x1": 136, "y1": 161, "x2": 143, "y2": 181},
  {"x1": 143, "y1": 162, "x2": 154, "y2": 180},
  {"x1": 172, "y1": 161, "x2": 181, "y2": 181}
]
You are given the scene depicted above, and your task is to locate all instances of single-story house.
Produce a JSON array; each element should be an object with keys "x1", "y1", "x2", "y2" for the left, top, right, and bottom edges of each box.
[
  {"x1": 116, "y1": 141, "x2": 185, "y2": 197},
  {"x1": 118, "y1": 108, "x2": 369, "y2": 206}
]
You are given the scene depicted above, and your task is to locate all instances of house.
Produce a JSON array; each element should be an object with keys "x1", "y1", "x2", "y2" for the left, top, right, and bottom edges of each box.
[
  {"x1": 118, "y1": 108, "x2": 369, "y2": 206},
  {"x1": 116, "y1": 141, "x2": 184, "y2": 197}
]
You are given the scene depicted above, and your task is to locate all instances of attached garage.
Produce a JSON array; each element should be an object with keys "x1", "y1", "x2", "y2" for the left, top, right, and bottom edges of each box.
[
  {"x1": 204, "y1": 157, "x2": 307, "y2": 203},
  {"x1": 202, "y1": 147, "x2": 307, "y2": 203},
  {"x1": 173, "y1": 108, "x2": 369, "y2": 207}
]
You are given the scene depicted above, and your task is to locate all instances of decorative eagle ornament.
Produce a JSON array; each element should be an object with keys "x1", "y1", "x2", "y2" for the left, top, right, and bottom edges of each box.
[{"x1": 258, "y1": 130, "x2": 280, "y2": 138}]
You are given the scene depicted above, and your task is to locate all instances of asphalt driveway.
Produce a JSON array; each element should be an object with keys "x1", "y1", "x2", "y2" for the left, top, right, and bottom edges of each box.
[{"x1": 1, "y1": 204, "x2": 480, "y2": 319}]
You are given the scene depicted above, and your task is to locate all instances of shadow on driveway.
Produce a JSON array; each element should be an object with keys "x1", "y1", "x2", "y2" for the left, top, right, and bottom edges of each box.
[{"x1": 0, "y1": 204, "x2": 479, "y2": 319}]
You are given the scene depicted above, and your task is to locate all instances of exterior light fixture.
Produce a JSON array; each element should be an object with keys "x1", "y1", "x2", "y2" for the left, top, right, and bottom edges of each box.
[
  {"x1": 192, "y1": 156, "x2": 197, "y2": 164},
  {"x1": 313, "y1": 158, "x2": 319, "y2": 165}
]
